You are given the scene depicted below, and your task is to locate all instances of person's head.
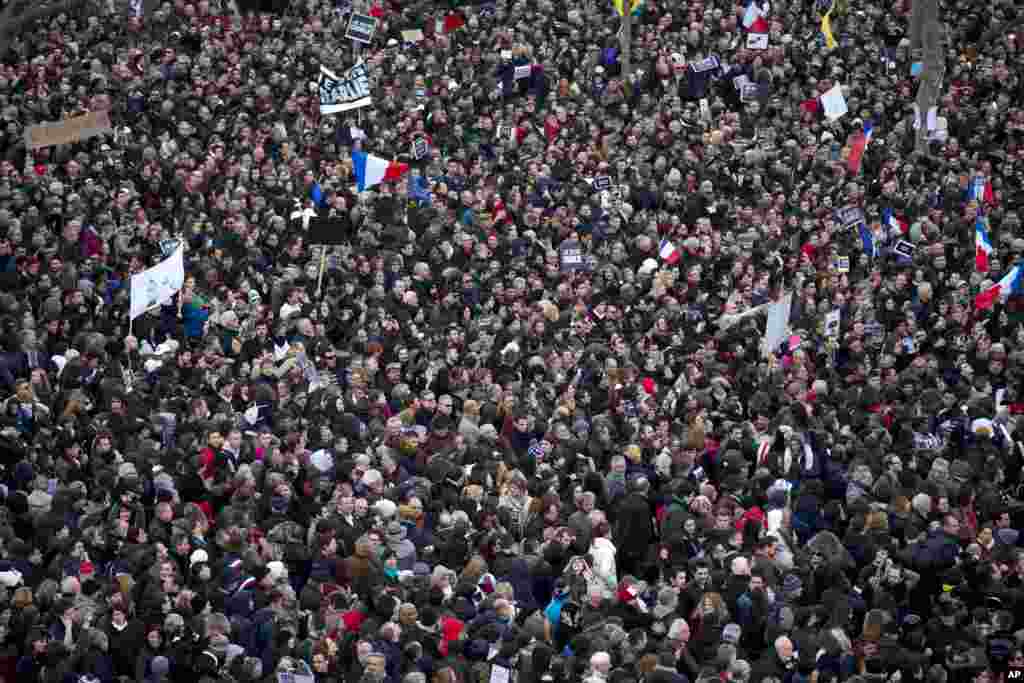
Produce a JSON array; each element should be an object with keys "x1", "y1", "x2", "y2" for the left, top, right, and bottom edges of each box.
[
  {"x1": 15, "y1": 380, "x2": 33, "y2": 403},
  {"x1": 943, "y1": 514, "x2": 961, "y2": 537},
  {"x1": 774, "y1": 636, "x2": 794, "y2": 662},
  {"x1": 590, "y1": 651, "x2": 612, "y2": 675},
  {"x1": 668, "y1": 618, "x2": 691, "y2": 644}
]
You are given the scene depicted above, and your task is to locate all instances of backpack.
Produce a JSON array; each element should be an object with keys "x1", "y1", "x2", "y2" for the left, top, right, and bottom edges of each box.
[
  {"x1": 556, "y1": 599, "x2": 582, "y2": 650},
  {"x1": 988, "y1": 635, "x2": 1014, "y2": 671}
]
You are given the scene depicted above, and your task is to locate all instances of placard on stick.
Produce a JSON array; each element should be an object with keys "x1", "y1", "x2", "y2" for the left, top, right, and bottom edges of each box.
[
  {"x1": 411, "y1": 137, "x2": 429, "y2": 160},
  {"x1": 893, "y1": 240, "x2": 916, "y2": 259},
  {"x1": 346, "y1": 13, "x2": 378, "y2": 43},
  {"x1": 747, "y1": 33, "x2": 769, "y2": 49}
]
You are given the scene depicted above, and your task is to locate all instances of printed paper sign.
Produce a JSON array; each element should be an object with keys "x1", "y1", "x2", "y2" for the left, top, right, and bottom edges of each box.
[
  {"x1": 740, "y1": 83, "x2": 760, "y2": 101},
  {"x1": 411, "y1": 137, "x2": 429, "y2": 160},
  {"x1": 559, "y1": 239, "x2": 586, "y2": 273},
  {"x1": 593, "y1": 176, "x2": 612, "y2": 191},
  {"x1": 893, "y1": 240, "x2": 916, "y2": 259},
  {"x1": 346, "y1": 13, "x2": 378, "y2": 43},
  {"x1": 513, "y1": 64, "x2": 533, "y2": 80},
  {"x1": 821, "y1": 84, "x2": 848, "y2": 121},
  {"x1": 825, "y1": 309, "x2": 841, "y2": 338},
  {"x1": 833, "y1": 255, "x2": 850, "y2": 273},
  {"x1": 691, "y1": 56, "x2": 720, "y2": 73},
  {"x1": 835, "y1": 206, "x2": 864, "y2": 227},
  {"x1": 401, "y1": 29, "x2": 424, "y2": 42},
  {"x1": 747, "y1": 33, "x2": 769, "y2": 49}
]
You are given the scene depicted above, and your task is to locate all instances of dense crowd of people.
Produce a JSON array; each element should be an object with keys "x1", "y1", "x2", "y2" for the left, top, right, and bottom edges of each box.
[{"x1": 0, "y1": 0, "x2": 1022, "y2": 681}]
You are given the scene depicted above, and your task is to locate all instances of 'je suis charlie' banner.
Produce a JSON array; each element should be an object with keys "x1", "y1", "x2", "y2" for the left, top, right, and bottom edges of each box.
[{"x1": 319, "y1": 62, "x2": 372, "y2": 115}]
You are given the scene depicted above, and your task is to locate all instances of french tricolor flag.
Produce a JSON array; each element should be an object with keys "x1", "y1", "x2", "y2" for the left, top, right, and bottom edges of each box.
[
  {"x1": 976, "y1": 216, "x2": 993, "y2": 273},
  {"x1": 660, "y1": 240, "x2": 681, "y2": 265},
  {"x1": 976, "y1": 265, "x2": 1023, "y2": 310},
  {"x1": 971, "y1": 175, "x2": 995, "y2": 204},
  {"x1": 882, "y1": 208, "x2": 907, "y2": 240},
  {"x1": 352, "y1": 151, "x2": 409, "y2": 192},
  {"x1": 742, "y1": 0, "x2": 770, "y2": 33}
]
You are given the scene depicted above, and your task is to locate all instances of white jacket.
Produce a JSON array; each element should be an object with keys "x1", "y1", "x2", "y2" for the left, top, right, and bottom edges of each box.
[{"x1": 589, "y1": 537, "x2": 618, "y2": 599}]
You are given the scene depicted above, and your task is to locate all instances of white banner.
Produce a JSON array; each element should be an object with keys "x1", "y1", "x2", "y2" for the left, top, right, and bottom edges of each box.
[
  {"x1": 130, "y1": 245, "x2": 185, "y2": 320},
  {"x1": 763, "y1": 292, "x2": 793, "y2": 358},
  {"x1": 319, "y1": 62, "x2": 372, "y2": 115}
]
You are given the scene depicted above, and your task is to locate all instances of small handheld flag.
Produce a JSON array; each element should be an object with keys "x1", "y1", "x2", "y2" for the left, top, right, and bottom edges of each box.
[
  {"x1": 659, "y1": 240, "x2": 681, "y2": 265},
  {"x1": 975, "y1": 217, "x2": 993, "y2": 273}
]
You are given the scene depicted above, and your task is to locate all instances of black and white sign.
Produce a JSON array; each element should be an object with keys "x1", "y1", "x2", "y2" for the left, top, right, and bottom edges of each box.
[
  {"x1": 747, "y1": 33, "x2": 769, "y2": 49},
  {"x1": 835, "y1": 206, "x2": 865, "y2": 227},
  {"x1": 593, "y1": 176, "x2": 612, "y2": 191},
  {"x1": 691, "y1": 56, "x2": 720, "y2": 73},
  {"x1": 346, "y1": 13, "x2": 378, "y2": 43},
  {"x1": 319, "y1": 63, "x2": 372, "y2": 114},
  {"x1": 513, "y1": 64, "x2": 533, "y2": 80},
  {"x1": 411, "y1": 137, "x2": 429, "y2": 160},
  {"x1": 559, "y1": 239, "x2": 586, "y2": 273},
  {"x1": 740, "y1": 83, "x2": 760, "y2": 101},
  {"x1": 825, "y1": 309, "x2": 841, "y2": 338},
  {"x1": 893, "y1": 240, "x2": 916, "y2": 259}
]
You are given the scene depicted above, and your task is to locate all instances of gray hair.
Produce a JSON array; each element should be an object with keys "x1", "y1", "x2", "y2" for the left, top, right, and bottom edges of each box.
[{"x1": 731, "y1": 660, "x2": 752, "y2": 682}]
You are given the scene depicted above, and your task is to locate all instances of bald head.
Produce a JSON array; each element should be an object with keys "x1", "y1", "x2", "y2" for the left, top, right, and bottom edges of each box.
[{"x1": 774, "y1": 636, "x2": 794, "y2": 660}]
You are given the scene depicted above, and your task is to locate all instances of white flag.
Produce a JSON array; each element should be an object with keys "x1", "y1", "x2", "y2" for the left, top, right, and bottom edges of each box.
[
  {"x1": 763, "y1": 292, "x2": 793, "y2": 358},
  {"x1": 129, "y1": 245, "x2": 185, "y2": 320}
]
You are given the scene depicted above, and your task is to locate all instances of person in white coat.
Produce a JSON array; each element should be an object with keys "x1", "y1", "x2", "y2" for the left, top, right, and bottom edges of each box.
[{"x1": 589, "y1": 520, "x2": 618, "y2": 600}]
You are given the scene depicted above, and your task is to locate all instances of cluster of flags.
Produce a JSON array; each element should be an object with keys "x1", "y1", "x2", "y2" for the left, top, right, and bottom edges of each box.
[
  {"x1": 970, "y1": 204, "x2": 1021, "y2": 310},
  {"x1": 856, "y1": 209, "x2": 907, "y2": 260}
]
